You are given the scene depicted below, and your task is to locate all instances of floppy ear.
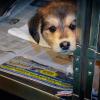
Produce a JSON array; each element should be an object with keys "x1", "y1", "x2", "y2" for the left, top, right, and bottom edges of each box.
[{"x1": 28, "y1": 13, "x2": 42, "y2": 43}]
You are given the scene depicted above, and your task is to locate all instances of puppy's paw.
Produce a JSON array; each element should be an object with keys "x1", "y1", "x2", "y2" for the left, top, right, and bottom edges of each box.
[{"x1": 66, "y1": 65, "x2": 73, "y2": 77}]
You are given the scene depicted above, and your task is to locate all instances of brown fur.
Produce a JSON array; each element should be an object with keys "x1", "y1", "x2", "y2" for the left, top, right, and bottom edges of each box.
[
  {"x1": 28, "y1": 0, "x2": 77, "y2": 52},
  {"x1": 38, "y1": 0, "x2": 77, "y2": 18}
]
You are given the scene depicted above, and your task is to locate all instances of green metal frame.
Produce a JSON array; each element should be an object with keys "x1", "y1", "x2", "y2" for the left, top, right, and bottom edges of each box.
[{"x1": 73, "y1": 0, "x2": 100, "y2": 99}]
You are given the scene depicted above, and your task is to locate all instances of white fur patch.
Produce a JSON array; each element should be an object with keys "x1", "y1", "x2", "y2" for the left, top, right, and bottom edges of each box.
[
  {"x1": 66, "y1": 65, "x2": 73, "y2": 76},
  {"x1": 65, "y1": 14, "x2": 76, "y2": 26},
  {"x1": 45, "y1": 16, "x2": 59, "y2": 27}
]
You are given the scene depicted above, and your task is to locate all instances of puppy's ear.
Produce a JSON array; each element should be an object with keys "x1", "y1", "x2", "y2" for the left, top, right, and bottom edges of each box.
[{"x1": 28, "y1": 13, "x2": 42, "y2": 43}]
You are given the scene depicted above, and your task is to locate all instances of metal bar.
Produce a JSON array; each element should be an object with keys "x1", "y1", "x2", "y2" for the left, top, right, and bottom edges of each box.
[
  {"x1": 87, "y1": 0, "x2": 100, "y2": 99},
  {"x1": 86, "y1": 49, "x2": 95, "y2": 98},
  {"x1": 89, "y1": 0, "x2": 100, "y2": 50},
  {"x1": 73, "y1": 0, "x2": 93, "y2": 99},
  {"x1": 79, "y1": 1, "x2": 92, "y2": 99},
  {"x1": 73, "y1": 46, "x2": 81, "y2": 96},
  {"x1": 97, "y1": 15, "x2": 100, "y2": 53},
  {"x1": 96, "y1": 53, "x2": 100, "y2": 60},
  {"x1": 73, "y1": 0, "x2": 100, "y2": 99},
  {"x1": 97, "y1": 41, "x2": 100, "y2": 53},
  {"x1": 77, "y1": 0, "x2": 93, "y2": 99},
  {"x1": 97, "y1": 1, "x2": 100, "y2": 98},
  {"x1": 73, "y1": 0, "x2": 85, "y2": 98}
]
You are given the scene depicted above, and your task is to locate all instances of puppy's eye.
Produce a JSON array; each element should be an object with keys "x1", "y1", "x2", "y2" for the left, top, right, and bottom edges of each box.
[
  {"x1": 69, "y1": 20, "x2": 76, "y2": 30},
  {"x1": 69, "y1": 23, "x2": 76, "y2": 30},
  {"x1": 49, "y1": 26, "x2": 56, "y2": 33}
]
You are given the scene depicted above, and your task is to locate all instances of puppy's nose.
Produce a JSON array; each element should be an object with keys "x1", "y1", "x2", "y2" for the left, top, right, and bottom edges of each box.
[{"x1": 60, "y1": 41, "x2": 70, "y2": 50}]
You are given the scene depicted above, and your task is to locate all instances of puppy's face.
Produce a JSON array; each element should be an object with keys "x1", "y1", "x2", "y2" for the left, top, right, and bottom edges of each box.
[
  {"x1": 28, "y1": 0, "x2": 78, "y2": 53},
  {"x1": 42, "y1": 14, "x2": 76, "y2": 53}
]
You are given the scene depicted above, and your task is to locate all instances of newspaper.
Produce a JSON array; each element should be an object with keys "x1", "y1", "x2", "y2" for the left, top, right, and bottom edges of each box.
[
  {"x1": 0, "y1": 24, "x2": 74, "y2": 96},
  {"x1": 0, "y1": 31, "x2": 31, "y2": 54},
  {"x1": 0, "y1": 56, "x2": 73, "y2": 96},
  {"x1": 0, "y1": 24, "x2": 74, "y2": 94},
  {"x1": 8, "y1": 24, "x2": 50, "y2": 48},
  {"x1": 0, "y1": 50, "x2": 15, "y2": 64},
  {"x1": 0, "y1": 32, "x2": 33, "y2": 64}
]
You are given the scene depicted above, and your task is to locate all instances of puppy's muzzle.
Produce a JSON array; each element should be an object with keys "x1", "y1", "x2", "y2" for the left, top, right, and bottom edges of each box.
[{"x1": 60, "y1": 41, "x2": 70, "y2": 51}]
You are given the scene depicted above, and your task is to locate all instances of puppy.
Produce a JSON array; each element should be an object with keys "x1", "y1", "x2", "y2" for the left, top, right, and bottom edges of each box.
[
  {"x1": 28, "y1": 0, "x2": 78, "y2": 54},
  {"x1": 28, "y1": 0, "x2": 100, "y2": 96}
]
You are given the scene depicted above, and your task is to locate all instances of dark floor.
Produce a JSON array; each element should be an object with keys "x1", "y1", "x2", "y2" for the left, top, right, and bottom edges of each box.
[{"x1": 0, "y1": 89, "x2": 25, "y2": 100}]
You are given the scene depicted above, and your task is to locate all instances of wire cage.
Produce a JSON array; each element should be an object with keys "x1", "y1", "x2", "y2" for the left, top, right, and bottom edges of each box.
[{"x1": 73, "y1": 0, "x2": 100, "y2": 99}]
